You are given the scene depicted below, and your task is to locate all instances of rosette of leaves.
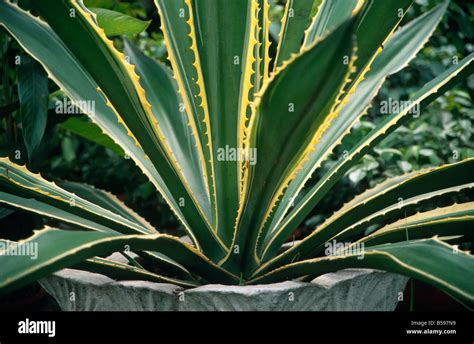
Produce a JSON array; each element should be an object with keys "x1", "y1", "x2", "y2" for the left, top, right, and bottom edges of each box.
[{"x1": 0, "y1": 0, "x2": 473, "y2": 307}]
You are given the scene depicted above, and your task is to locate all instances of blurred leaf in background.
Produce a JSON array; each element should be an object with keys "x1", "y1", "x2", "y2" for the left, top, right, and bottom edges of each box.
[
  {"x1": 90, "y1": 7, "x2": 150, "y2": 37},
  {"x1": 17, "y1": 55, "x2": 49, "y2": 160},
  {"x1": 60, "y1": 116, "x2": 124, "y2": 156}
]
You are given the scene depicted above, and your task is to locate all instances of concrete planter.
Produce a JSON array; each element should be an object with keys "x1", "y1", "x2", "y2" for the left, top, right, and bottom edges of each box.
[{"x1": 40, "y1": 268, "x2": 408, "y2": 311}]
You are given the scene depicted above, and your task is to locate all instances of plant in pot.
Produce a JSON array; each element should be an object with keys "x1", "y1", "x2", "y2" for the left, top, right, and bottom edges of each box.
[{"x1": 0, "y1": 0, "x2": 473, "y2": 311}]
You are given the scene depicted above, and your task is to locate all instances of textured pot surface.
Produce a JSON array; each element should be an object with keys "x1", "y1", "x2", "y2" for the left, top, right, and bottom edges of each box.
[{"x1": 40, "y1": 268, "x2": 408, "y2": 311}]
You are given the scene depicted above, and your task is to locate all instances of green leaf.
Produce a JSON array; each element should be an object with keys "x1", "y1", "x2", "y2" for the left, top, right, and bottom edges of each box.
[
  {"x1": 330, "y1": 186, "x2": 474, "y2": 249},
  {"x1": 229, "y1": 17, "x2": 358, "y2": 275},
  {"x1": 39, "y1": 180, "x2": 195, "y2": 279},
  {"x1": 60, "y1": 116, "x2": 125, "y2": 156},
  {"x1": 154, "y1": 0, "x2": 217, "y2": 230},
  {"x1": 358, "y1": 202, "x2": 474, "y2": 247},
  {"x1": 348, "y1": 168, "x2": 366, "y2": 184},
  {"x1": 123, "y1": 38, "x2": 211, "y2": 222},
  {"x1": 17, "y1": 55, "x2": 49, "y2": 159},
  {"x1": 397, "y1": 160, "x2": 413, "y2": 173},
  {"x1": 58, "y1": 181, "x2": 155, "y2": 232},
  {"x1": 0, "y1": 191, "x2": 120, "y2": 233},
  {"x1": 74, "y1": 256, "x2": 198, "y2": 288},
  {"x1": 249, "y1": 238, "x2": 474, "y2": 307},
  {"x1": 259, "y1": 159, "x2": 474, "y2": 272},
  {"x1": 189, "y1": 0, "x2": 258, "y2": 244},
  {"x1": 303, "y1": 0, "x2": 359, "y2": 47},
  {"x1": 0, "y1": 159, "x2": 154, "y2": 235},
  {"x1": 0, "y1": 228, "x2": 239, "y2": 295},
  {"x1": 326, "y1": 159, "x2": 474, "y2": 243},
  {"x1": 155, "y1": 0, "x2": 262, "y2": 245},
  {"x1": 0, "y1": 1, "x2": 157, "y2": 191},
  {"x1": 303, "y1": 0, "x2": 415, "y2": 97},
  {"x1": 273, "y1": 0, "x2": 315, "y2": 69},
  {"x1": 90, "y1": 7, "x2": 150, "y2": 36},
  {"x1": 348, "y1": 0, "x2": 414, "y2": 93}
]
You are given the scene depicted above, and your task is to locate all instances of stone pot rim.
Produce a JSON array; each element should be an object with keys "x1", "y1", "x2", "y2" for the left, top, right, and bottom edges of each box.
[
  {"x1": 39, "y1": 263, "x2": 408, "y2": 311},
  {"x1": 42, "y1": 267, "x2": 392, "y2": 293}
]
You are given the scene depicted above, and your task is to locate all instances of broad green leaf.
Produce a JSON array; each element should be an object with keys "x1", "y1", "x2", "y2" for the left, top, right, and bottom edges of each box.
[
  {"x1": 262, "y1": 159, "x2": 474, "y2": 264},
  {"x1": 61, "y1": 136, "x2": 76, "y2": 162},
  {"x1": 60, "y1": 116, "x2": 125, "y2": 156},
  {"x1": 137, "y1": 251, "x2": 194, "y2": 281},
  {"x1": 302, "y1": 0, "x2": 414, "y2": 98},
  {"x1": 153, "y1": 0, "x2": 217, "y2": 229},
  {"x1": 0, "y1": 184, "x2": 193, "y2": 276},
  {"x1": 328, "y1": 189, "x2": 474, "y2": 248},
  {"x1": 359, "y1": 202, "x2": 474, "y2": 247},
  {"x1": 190, "y1": 0, "x2": 259, "y2": 244},
  {"x1": 0, "y1": 191, "x2": 120, "y2": 233},
  {"x1": 58, "y1": 181, "x2": 155, "y2": 232},
  {"x1": 265, "y1": 188, "x2": 474, "y2": 277},
  {"x1": 0, "y1": 2, "x2": 152, "y2": 183},
  {"x1": 227, "y1": 18, "x2": 358, "y2": 275},
  {"x1": 0, "y1": 228, "x2": 239, "y2": 295},
  {"x1": 249, "y1": 238, "x2": 474, "y2": 306},
  {"x1": 90, "y1": 7, "x2": 151, "y2": 36},
  {"x1": 263, "y1": 171, "x2": 417, "y2": 261},
  {"x1": 17, "y1": 55, "x2": 48, "y2": 159},
  {"x1": 264, "y1": 2, "x2": 449, "y2": 257},
  {"x1": 254, "y1": 53, "x2": 474, "y2": 276},
  {"x1": 0, "y1": 159, "x2": 153, "y2": 235},
  {"x1": 57, "y1": 180, "x2": 193, "y2": 277},
  {"x1": 123, "y1": 39, "x2": 211, "y2": 221},
  {"x1": 0, "y1": 170, "x2": 191, "y2": 279},
  {"x1": 324, "y1": 182, "x2": 474, "y2": 249}
]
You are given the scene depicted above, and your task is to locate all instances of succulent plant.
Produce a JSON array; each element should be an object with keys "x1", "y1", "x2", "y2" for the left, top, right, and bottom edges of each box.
[{"x1": 0, "y1": 0, "x2": 473, "y2": 306}]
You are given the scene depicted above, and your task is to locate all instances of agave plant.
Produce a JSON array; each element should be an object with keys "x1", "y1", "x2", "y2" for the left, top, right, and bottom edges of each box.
[{"x1": 0, "y1": 0, "x2": 473, "y2": 306}]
